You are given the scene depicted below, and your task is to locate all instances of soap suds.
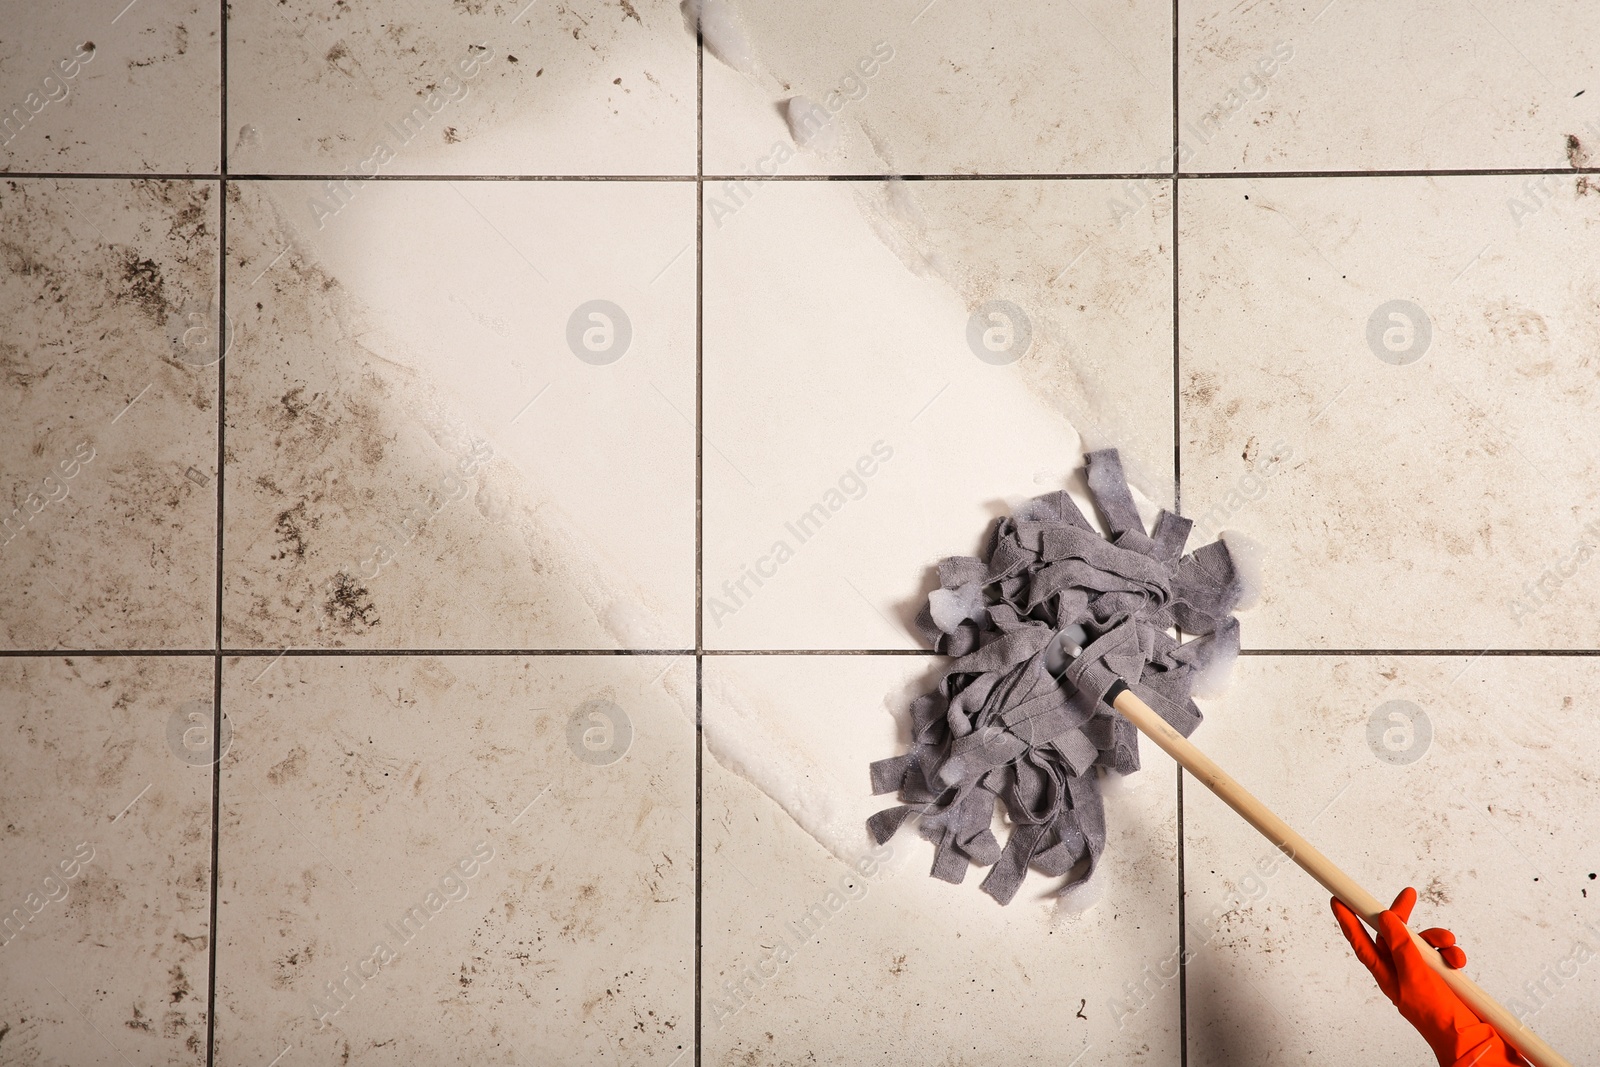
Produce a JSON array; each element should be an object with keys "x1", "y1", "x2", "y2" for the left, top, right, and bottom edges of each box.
[
  {"x1": 784, "y1": 95, "x2": 839, "y2": 155},
  {"x1": 681, "y1": 28, "x2": 1230, "y2": 874},
  {"x1": 696, "y1": 11, "x2": 1175, "y2": 496},
  {"x1": 1220, "y1": 528, "x2": 1266, "y2": 611},
  {"x1": 851, "y1": 178, "x2": 942, "y2": 279},
  {"x1": 848, "y1": 177, "x2": 1176, "y2": 500},
  {"x1": 700, "y1": 670, "x2": 871, "y2": 865},
  {"x1": 1052, "y1": 874, "x2": 1106, "y2": 915},
  {"x1": 680, "y1": 0, "x2": 754, "y2": 75},
  {"x1": 1099, "y1": 767, "x2": 1143, "y2": 795}
]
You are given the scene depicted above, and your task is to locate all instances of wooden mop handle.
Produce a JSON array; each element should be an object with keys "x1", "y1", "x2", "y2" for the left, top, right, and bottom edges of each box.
[{"x1": 1109, "y1": 686, "x2": 1572, "y2": 1067}]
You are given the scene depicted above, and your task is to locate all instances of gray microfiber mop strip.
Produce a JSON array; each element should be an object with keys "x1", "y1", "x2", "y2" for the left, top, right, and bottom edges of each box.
[{"x1": 870, "y1": 449, "x2": 1243, "y2": 905}]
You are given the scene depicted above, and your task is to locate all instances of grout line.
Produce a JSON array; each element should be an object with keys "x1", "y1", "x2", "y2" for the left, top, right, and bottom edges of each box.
[
  {"x1": 1176, "y1": 167, "x2": 1600, "y2": 178},
  {"x1": 1176, "y1": 763, "x2": 1187, "y2": 1063},
  {"x1": 206, "y1": 657, "x2": 222, "y2": 1067},
  {"x1": 1232, "y1": 648, "x2": 1600, "y2": 656},
  {"x1": 207, "y1": 4, "x2": 229, "y2": 1062},
  {"x1": 1170, "y1": 162, "x2": 1182, "y2": 511},
  {"x1": 703, "y1": 648, "x2": 933, "y2": 655},
  {"x1": 0, "y1": 648, "x2": 219, "y2": 657},
  {"x1": 219, "y1": 647, "x2": 697, "y2": 656},
  {"x1": 10, "y1": 167, "x2": 1600, "y2": 182},
  {"x1": 5, "y1": 646, "x2": 1600, "y2": 658},
  {"x1": 0, "y1": 172, "x2": 219, "y2": 180},
  {"x1": 1170, "y1": 0, "x2": 1180, "y2": 174},
  {"x1": 694, "y1": 24, "x2": 705, "y2": 1067},
  {"x1": 694, "y1": 654, "x2": 704, "y2": 1067},
  {"x1": 229, "y1": 172, "x2": 703, "y2": 181},
  {"x1": 1170, "y1": 0, "x2": 1187, "y2": 1055}
]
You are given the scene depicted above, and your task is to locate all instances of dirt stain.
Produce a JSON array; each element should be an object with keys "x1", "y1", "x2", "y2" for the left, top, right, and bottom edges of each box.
[
  {"x1": 118, "y1": 252, "x2": 166, "y2": 322},
  {"x1": 326, "y1": 571, "x2": 380, "y2": 631},
  {"x1": 1568, "y1": 133, "x2": 1593, "y2": 195},
  {"x1": 272, "y1": 502, "x2": 314, "y2": 562},
  {"x1": 267, "y1": 744, "x2": 309, "y2": 785}
]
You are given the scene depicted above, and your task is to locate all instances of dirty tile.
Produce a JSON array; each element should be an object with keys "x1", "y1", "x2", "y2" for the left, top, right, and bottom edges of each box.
[
  {"x1": 0, "y1": 656, "x2": 215, "y2": 1067},
  {"x1": 1185, "y1": 654, "x2": 1600, "y2": 1064},
  {"x1": 213, "y1": 653, "x2": 694, "y2": 1066},
  {"x1": 1, "y1": 178, "x2": 219, "y2": 650},
  {"x1": 222, "y1": 179, "x2": 695, "y2": 650},
  {"x1": 0, "y1": 0, "x2": 220, "y2": 173},
  {"x1": 702, "y1": 654, "x2": 1182, "y2": 1064},
  {"x1": 702, "y1": 177, "x2": 1173, "y2": 650},
  {"x1": 1180, "y1": 176, "x2": 1600, "y2": 650},
  {"x1": 1178, "y1": 2, "x2": 1600, "y2": 172},
  {"x1": 226, "y1": 0, "x2": 695, "y2": 176},
  {"x1": 702, "y1": 0, "x2": 1172, "y2": 175}
]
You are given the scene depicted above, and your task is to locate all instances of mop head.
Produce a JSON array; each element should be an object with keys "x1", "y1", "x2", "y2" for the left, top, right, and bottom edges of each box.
[{"x1": 866, "y1": 449, "x2": 1244, "y2": 905}]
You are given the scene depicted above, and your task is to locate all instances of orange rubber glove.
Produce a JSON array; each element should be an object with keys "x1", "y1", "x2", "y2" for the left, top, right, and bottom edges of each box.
[{"x1": 1332, "y1": 888, "x2": 1529, "y2": 1067}]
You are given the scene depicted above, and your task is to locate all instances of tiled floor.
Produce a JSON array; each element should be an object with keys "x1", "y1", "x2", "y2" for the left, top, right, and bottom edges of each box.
[{"x1": 3, "y1": 2, "x2": 1599, "y2": 1066}]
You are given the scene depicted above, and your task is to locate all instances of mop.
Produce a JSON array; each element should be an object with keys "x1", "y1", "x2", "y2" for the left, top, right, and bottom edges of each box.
[{"x1": 866, "y1": 448, "x2": 1569, "y2": 1067}]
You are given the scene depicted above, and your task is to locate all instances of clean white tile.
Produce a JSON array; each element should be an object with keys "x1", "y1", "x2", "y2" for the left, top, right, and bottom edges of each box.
[
  {"x1": 0, "y1": 656, "x2": 214, "y2": 1067},
  {"x1": 227, "y1": 0, "x2": 696, "y2": 176},
  {"x1": 1185, "y1": 654, "x2": 1599, "y2": 1064},
  {"x1": 1180, "y1": 175, "x2": 1600, "y2": 650},
  {"x1": 0, "y1": 0, "x2": 220, "y2": 173},
  {"x1": 702, "y1": 654, "x2": 1182, "y2": 1065},
  {"x1": 703, "y1": 177, "x2": 1173, "y2": 649},
  {"x1": 215, "y1": 653, "x2": 696, "y2": 1066},
  {"x1": 1179, "y1": 1, "x2": 1600, "y2": 172},
  {"x1": 703, "y1": 0, "x2": 1173, "y2": 175},
  {"x1": 222, "y1": 178, "x2": 696, "y2": 649},
  {"x1": 0, "y1": 178, "x2": 218, "y2": 650}
]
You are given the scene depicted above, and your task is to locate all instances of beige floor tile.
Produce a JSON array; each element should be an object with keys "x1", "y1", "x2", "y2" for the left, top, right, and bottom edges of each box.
[
  {"x1": 226, "y1": 0, "x2": 696, "y2": 176},
  {"x1": 702, "y1": 0, "x2": 1172, "y2": 175},
  {"x1": 1, "y1": 178, "x2": 219, "y2": 650},
  {"x1": 221, "y1": 178, "x2": 696, "y2": 650},
  {"x1": 0, "y1": 656, "x2": 215, "y2": 1066},
  {"x1": 1185, "y1": 654, "x2": 1599, "y2": 1064},
  {"x1": 1178, "y1": 1, "x2": 1600, "y2": 172},
  {"x1": 701, "y1": 654, "x2": 1182, "y2": 1065},
  {"x1": 702, "y1": 177, "x2": 1174, "y2": 649},
  {"x1": 0, "y1": 0, "x2": 220, "y2": 173},
  {"x1": 213, "y1": 653, "x2": 695, "y2": 1067},
  {"x1": 1181, "y1": 176, "x2": 1600, "y2": 649}
]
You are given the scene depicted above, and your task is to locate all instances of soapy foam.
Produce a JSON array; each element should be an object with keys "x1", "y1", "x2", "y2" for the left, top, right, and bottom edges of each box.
[
  {"x1": 681, "y1": 0, "x2": 755, "y2": 75},
  {"x1": 699, "y1": 669, "x2": 873, "y2": 866},
  {"x1": 1220, "y1": 528, "x2": 1266, "y2": 610},
  {"x1": 676, "y1": 23, "x2": 1242, "y2": 902}
]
